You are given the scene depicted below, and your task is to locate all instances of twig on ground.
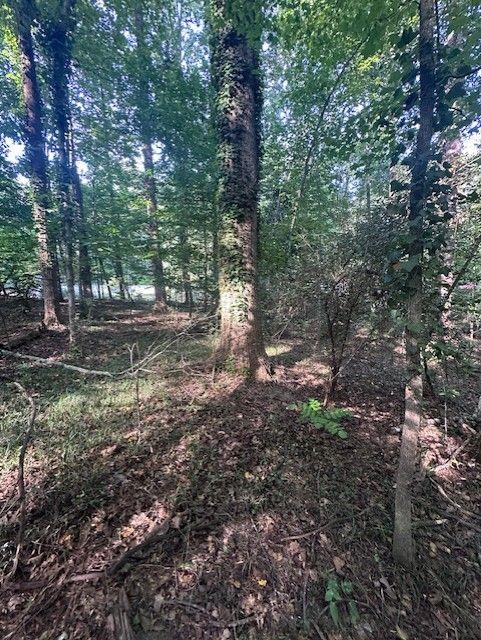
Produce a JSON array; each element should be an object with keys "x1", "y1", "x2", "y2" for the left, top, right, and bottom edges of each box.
[
  {"x1": 157, "y1": 599, "x2": 257, "y2": 629},
  {"x1": 109, "y1": 588, "x2": 137, "y2": 640},
  {"x1": 433, "y1": 435, "x2": 476, "y2": 473},
  {"x1": 279, "y1": 505, "x2": 371, "y2": 542},
  {"x1": 106, "y1": 518, "x2": 171, "y2": 576},
  {"x1": 429, "y1": 477, "x2": 481, "y2": 520}
]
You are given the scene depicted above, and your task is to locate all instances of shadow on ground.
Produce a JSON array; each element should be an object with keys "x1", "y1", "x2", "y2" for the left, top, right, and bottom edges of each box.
[{"x1": 0, "y1": 308, "x2": 480, "y2": 640}]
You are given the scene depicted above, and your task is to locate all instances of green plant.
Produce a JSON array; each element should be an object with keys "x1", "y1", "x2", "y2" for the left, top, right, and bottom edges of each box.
[
  {"x1": 325, "y1": 577, "x2": 360, "y2": 627},
  {"x1": 291, "y1": 399, "x2": 351, "y2": 439}
]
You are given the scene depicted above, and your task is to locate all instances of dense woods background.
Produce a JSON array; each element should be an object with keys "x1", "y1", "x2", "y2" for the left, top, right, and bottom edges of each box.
[{"x1": 0, "y1": 0, "x2": 480, "y2": 638}]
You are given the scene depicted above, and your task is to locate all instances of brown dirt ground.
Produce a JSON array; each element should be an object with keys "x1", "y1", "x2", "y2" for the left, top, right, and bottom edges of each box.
[{"x1": 0, "y1": 301, "x2": 480, "y2": 640}]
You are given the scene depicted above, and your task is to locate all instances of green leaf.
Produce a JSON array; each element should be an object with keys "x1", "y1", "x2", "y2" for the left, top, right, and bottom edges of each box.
[
  {"x1": 348, "y1": 600, "x2": 360, "y2": 625},
  {"x1": 329, "y1": 601, "x2": 340, "y2": 627}
]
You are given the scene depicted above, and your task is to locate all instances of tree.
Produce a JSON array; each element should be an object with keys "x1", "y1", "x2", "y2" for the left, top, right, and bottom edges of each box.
[
  {"x1": 13, "y1": 0, "x2": 61, "y2": 327},
  {"x1": 210, "y1": 0, "x2": 266, "y2": 378},
  {"x1": 393, "y1": 0, "x2": 436, "y2": 568},
  {"x1": 132, "y1": 3, "x2": 168, "y2": 312},
  {"x1": 43, "y1": 0, "x2": 80, "y2": 341}
]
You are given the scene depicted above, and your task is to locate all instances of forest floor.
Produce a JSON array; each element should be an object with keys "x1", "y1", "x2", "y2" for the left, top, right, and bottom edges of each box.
[{"x1": 0, "y1": 300, "x2": 480, "y2": 640}]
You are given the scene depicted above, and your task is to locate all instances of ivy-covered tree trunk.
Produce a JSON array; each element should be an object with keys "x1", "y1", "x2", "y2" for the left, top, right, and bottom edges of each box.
[
  {"x1": 393, "y1": 0, "x2": 436, "y2": 568},
  {"x1": 46, "y1": 1, "x2": 80, "y2": 343},
  {"x1": 210, "y1": 0, "x2": 266, "y2": 378},
  {"x1": 15, "y1": 0, "x2": 61, "y2": 328}
]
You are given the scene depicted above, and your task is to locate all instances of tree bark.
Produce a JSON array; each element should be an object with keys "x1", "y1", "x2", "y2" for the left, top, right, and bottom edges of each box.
[
  {"x1": 15, "y1": 0, "x2": 61, "y2": 328},
  {"x1": 178, "y1": 227, "x2": 193, "y2": 314},
  {"x1": 210, "y1": 0, "x2": 267, "y2": 379},
  {"x1": 114, "y1": 258, "x2": 126, "y2": 300},
  {"x1": 98, "y1": 257, "x2": 113, "y2": 300},
  {"x1": 133, "y1": 7, "x2": 168, "y2": 312},
  {"x1": 142, "y1": 143, "x2": 168, "y2": 312},
  {"x1": 393, "y1": 0, "x2": 436, "y2": 568},
  {"x1": 69, "y1": 117, "x2": 93, "y2": 301},
  {"x1": 44, "y1": 0, "x2": 80, "y2": 342}
]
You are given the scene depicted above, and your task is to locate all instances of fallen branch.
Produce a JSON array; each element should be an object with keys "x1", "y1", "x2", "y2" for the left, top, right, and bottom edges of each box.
[
  {"x1": 157, "y1": 599, "x2": 257, "y2": 629},
  {"x1": 279, "y1": 505, "x2": 371, "y2": 542},
  {"x1": 109, "y1": 588, "x2": 137, "y2": 640},
  {"x1": 0, "y1": 312, "x2": 217, "y2": 379},
  {"x1": 0, "y1": 348, "x2": 115, "y2": 377},
  {"x1": 429, "y1": 477, "x2": 481, "y2": 520},
  {"x1": 4, "y1": 383, "x2": 37, "y2": 582},
  {"x1": 433, "y1": 435, "x2": 476, "y2": 473},
  {"x1": 3, "y1": 519, "x2": 172, "y2": 593},
  {"x1": 106, "y1": 518, "x2": 171, "y2": 576}
]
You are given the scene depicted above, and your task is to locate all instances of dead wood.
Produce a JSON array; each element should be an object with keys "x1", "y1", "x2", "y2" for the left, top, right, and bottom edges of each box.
[{"x1": 3, "y1": 383, "x2": 37, "y2": 582}]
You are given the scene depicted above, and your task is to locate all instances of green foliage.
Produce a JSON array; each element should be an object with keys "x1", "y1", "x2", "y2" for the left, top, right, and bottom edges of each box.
[
  {"x1": 325, "y1": 577, "x2": 360, "y2": 627},
  {"x1": 291, "y1": 399, "x2": 351, "y2": 439}
]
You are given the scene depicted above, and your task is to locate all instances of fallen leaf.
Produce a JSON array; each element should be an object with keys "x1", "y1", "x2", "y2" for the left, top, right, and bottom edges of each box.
[{"x1": 333, "y1": 556, "x2": 345, "y2": 572}]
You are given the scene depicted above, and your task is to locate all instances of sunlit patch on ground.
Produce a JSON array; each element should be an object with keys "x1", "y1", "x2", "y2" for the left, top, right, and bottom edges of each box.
[{"x1": 0, "y1": 304, "x2": 480, "y2": 639}]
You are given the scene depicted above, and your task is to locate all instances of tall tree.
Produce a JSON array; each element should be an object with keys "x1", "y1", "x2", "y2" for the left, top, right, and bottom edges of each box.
[
  {"x1": 43, "y1": 0, "x2": 78, "y2": 341},
  {"x1": 210, "y1": 0, "x2": 266, "y2": 378},
  {"x1": 132, "y1": 4, "x2": 168, "y2": 312},
  {"x1": 13, "y1": 0, "x2": 61, "y2": 327},
  {"x1": 46, "y1": 0, "x2": 93, "y2": 306},
  {"x1": 393, "y1": 0, "x2": 436, "y2": 568}
]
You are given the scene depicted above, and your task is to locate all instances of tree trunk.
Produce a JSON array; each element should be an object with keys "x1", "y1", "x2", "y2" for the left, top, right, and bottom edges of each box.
[
  {"x1": 52, "y1": 247, "x2": 64, "y2": 303},
  {"x1": 133, "y1": 7, "x2": 168, "y2": 313},
  {"x1": 142, "y1": 143, "x2": 168, "y2": 312},
  {"x1": 393, "y1": 0, "x2": 436, "y2": 568},
  {"x1": 98, "y1": 257, "x2": 113, "y2": 300},
  {"x1": 69, "y1": 120, "x2": 93, "y2": 302},
  {"x1": 45, "y1": 0, "x2": 79, "y2": 342},
  {"x1": 15, "y1": 0, "x2": 61, "y2": 328},
  {"x1": 178, "y1": 228, "x2": 193, "y2": 314},
  {"x1": 210, "y1": 0, "x2": 267, "y2": 378},
  {"x1": 114, "y1": 258, "x2": 126, "y2": 300}
]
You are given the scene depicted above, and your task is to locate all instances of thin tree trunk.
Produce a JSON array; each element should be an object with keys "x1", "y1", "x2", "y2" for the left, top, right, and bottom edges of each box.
[
  {"x1": 203, "y1": 225, "x2": 209, "y2": 311},
  {"x1": 178, "y1": 228, "x2": 193, "y2": 314},
  {"x1": 15, "y1": 0, "x2": 61, "y2": 328},
  {"x1": 69, "y1": 119, "x2": 93, "y2": 302},
  {"x1": 114, "y1": 258, "x2": 126, "y2": 300},
  {"x1": 210, "y1": 0, "x2": 267, "y2": 379},
  {"x1": 211, "y1": 200, "x2": 219, "y2": 306},
  {"x1": 98, "y1": 257, "x2": 113, "y2": 300},
  {"x1": 393, "y1": 0, "x2": 436, "y2": 568},
  {"x1": 52, "y1": 247, "x2": 64, "y2": 303}
]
